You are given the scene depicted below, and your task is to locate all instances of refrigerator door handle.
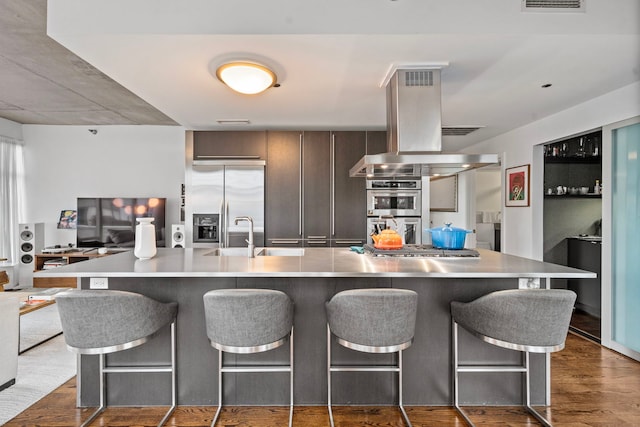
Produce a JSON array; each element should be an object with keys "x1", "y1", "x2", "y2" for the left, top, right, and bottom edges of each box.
[
  {"x1": 299, "y1": 133, "x2": 303, "y2": 237},
  {"x1": 331, "y1": 133, "x2": 335, "y2": 236},
  {"x1": 225, "y1": 201, "x2": 230, "y2": 247},
  {"x1": 219, "y1": 200, "x2": 225, "y2": 248}
]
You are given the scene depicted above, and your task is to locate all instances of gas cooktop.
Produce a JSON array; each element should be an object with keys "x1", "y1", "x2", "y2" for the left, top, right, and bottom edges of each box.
[{"x1": 363, "y1": 244, "x2": 480, "y2": 258}]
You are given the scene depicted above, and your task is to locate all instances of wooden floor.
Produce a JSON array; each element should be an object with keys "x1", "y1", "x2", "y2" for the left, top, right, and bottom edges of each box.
[{"x1": 5, "y1": 333, "x2": 640, "y2": 426}]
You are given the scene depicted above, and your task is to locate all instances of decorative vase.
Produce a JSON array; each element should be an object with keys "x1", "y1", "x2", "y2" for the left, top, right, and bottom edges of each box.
[{"x1": 134, "y1": 217, "x2": 157, "y2": 260}]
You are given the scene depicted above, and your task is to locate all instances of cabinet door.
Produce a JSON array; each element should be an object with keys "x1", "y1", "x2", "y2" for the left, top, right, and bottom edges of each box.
[
  {"x1": 303, "y1": 131, "x2": 331, "y2": 243},
  {"x1": 193, "y1": 131, "x2": 267, "y2": 160},
  {"x1": 332, "y1": 131, "x2": 367, "y2": 246},
  {"x1": 366, "y1": 130, "x2": 388, "y2": 154},
  {"x1": 265, "y1": 131, "x2": 302, "y2": 246}
]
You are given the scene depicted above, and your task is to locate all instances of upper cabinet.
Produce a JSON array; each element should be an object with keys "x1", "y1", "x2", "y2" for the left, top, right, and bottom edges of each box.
[
  {"x1": 193, "y1": 131, "x2": 267, "y2": 160},
  {"x1": 544, "y1": 130, "x2": 602, "y2": 197},
  {"x1": 365, "y1": 131, "x2": 388, "y2": 155}
]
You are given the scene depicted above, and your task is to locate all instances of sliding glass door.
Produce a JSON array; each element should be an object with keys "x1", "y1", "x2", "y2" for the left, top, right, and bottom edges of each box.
[{"x1": 602, "y1": 117, "x2": 640, "y2": 360}]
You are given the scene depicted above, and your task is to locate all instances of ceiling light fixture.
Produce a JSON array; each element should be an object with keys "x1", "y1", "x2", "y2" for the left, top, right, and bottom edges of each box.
[{"x1": 216, "y1": 61, "x2": 277, "y2": 95}]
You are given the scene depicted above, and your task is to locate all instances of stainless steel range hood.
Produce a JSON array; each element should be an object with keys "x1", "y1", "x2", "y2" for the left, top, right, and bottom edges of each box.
[{"x1": 350, "y1": 68, "x2": 499, "y2": 178}]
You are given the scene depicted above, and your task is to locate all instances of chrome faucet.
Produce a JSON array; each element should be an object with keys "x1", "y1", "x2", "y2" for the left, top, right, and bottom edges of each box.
[{"x1": 234, "y1": 216, "x2": 255, "y2": 258}]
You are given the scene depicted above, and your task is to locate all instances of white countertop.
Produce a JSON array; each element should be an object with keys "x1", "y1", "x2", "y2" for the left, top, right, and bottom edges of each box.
[{"x1": 34, "y1": 247, "x2": 597, "y2": 279}]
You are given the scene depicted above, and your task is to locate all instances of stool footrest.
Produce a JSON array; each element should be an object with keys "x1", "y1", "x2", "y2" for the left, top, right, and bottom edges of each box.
[
  {"x1": 103, "y1": 365, "x2": 173, "y2": 374},
  {"x1": 330, "y1": 365, "x2": 400, "y2": 373},
  {"x1": 221, "y1": 366, "x2": 292, "y2": 373},
  {"x1": 457, "y1": 364, "x2": 526, "y2": 373}
]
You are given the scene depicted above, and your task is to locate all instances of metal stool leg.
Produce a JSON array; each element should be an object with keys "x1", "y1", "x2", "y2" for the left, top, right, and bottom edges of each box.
[
  {"x1": 398, "y1": 349, "x2": 412, "y2": 427},
  {"x1": 80, "y1": 353, "x2": 106, "y2": 427},
  {"x1": 211, "y1": 348, "x2": 223, "y2": 427},
  {"x1": 327, "y1": 324, "x2": 335, "y2": 427},
  {"x1": 452, "y1": 320, "x2": 475, "y2": 427},
  {"x1": 524, "y1": 351, "x2": 553, "y2": 426},
  {"x1": 289, "y1": 327, "x2": 294, "y2": 427},
  {"x1": 157, "y1": 320, "x2": 177, "y2": 427}
]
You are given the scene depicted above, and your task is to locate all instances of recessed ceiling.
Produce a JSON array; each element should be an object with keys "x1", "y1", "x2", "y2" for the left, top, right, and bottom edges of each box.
[{"x1": 3, "y1": 0, "x2": 639, "y2": 153}]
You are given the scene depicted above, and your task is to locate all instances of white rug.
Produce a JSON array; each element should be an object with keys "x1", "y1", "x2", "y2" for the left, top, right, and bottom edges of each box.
[
  {"x1": 19, "y1": 303, "x2": 63, "y2": 353},
  {"x1": 0, "y1": 319, "x2": 75, "y2": 425}
]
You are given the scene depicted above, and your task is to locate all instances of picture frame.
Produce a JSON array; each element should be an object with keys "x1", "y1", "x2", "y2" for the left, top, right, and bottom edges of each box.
[
  {"x1": 57, "y1": 210, "x2": 77, "y2": 229},
  {"x1": 505, "y1": 164, "x2": 530, "y2": 207}
]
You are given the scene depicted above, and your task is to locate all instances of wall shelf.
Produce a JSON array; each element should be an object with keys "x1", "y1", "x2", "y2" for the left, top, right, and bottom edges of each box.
[
  {"x1": 544, "y1": 156, "x2": 601, "y2": 164},
  {"x1": 544, "y1": 194, "x2": 602, "y2": 199}
]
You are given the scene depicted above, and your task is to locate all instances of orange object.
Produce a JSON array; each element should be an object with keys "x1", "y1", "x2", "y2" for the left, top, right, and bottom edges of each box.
[{"x1": 372, "y1": 229, "x2": 403, "y2": 250}]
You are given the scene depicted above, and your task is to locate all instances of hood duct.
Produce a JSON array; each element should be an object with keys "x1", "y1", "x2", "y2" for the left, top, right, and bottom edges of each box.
[{"x1": 350, "y1": 68, "x2": 499, "y2": 178}]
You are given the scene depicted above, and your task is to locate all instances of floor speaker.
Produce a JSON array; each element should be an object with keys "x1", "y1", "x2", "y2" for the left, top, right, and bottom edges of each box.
[
  {"x1": 171, "y1": 224, "x2": 185, "y2": 248},
  {"x1": 18, "y1": 223, "x2": 45, "y2": 287}
]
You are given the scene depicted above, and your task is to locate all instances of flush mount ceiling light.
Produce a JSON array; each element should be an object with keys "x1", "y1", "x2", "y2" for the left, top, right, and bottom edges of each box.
[{"x1": 215, "y1": 61, "x2": 277, "y2": 95}]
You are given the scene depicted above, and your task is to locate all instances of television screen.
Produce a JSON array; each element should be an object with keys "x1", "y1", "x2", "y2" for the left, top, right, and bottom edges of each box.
[{"x1": 76, "y1": 198, "x2": 166, "y2": 248}]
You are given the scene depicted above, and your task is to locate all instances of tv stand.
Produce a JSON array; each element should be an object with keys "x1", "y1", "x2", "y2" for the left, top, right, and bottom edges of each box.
[{"x1": 33, "y1": 251, "x2": 113, "y2": 288}]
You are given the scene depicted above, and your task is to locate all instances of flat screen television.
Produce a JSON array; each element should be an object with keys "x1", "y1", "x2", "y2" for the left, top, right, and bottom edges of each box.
[{"x1": 76, "y1": 197, "x2": 166, "y2": 248}]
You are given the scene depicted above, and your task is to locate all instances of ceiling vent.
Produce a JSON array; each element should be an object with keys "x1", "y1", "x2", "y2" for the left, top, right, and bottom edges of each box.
[
  {"x1": 405, "y1": 70, "x2": 434, "y2": 87},
  {"x1": 522, "y1": 0, "x2": 585, "y2": 12},
  {"x1": 442, "y1": 127, "x2": 483, "y2": 136}
]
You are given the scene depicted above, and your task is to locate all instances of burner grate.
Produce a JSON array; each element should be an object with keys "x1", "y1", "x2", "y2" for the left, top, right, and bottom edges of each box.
[{"x1": 363, "y1": 244, "x2": 480, "y2": 258}]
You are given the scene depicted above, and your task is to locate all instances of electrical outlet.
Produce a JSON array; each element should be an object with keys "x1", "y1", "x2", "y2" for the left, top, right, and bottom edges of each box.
[
  {"x1": 90, "y1": 277, "x2": 108, "y2": 289},
  {"x1": 518, "y1": 277, "x2": 540, "y2": 289}
]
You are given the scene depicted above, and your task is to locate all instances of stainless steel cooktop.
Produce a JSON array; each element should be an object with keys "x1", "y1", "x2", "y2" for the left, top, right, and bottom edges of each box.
[{"x1": 363, "y1": 244, "x2": 480, "y2": 258}]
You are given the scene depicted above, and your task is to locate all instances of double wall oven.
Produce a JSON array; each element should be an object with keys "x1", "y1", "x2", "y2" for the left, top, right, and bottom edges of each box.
[{"x1": 366, "y1": 180, "x2": 422, "y2": 245}]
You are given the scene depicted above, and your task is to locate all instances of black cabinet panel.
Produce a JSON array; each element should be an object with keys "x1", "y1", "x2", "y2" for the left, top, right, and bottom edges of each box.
[
  {"x1": 303, "y1": 131, "x2": 331, "y2": 239},
  {"x1": 194, "y1": 131, "x2": 267, "y2": 160},
  {"x1": 266, "y1": 131, "x2": 302, "y2": 243},
  {"x1": 333, "y1": 131, "x2": 366, "y2": 242},
  {"x1": 366, "y1": 131, "x2": 387, "y2": 154}
]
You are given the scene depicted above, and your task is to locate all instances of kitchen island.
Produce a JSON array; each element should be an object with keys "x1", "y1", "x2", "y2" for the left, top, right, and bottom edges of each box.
[{"x1": 36, "y1": 247, "x2": 595, "y2": 408}]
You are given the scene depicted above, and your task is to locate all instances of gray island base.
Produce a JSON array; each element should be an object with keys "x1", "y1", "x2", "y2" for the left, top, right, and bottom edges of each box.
[{"x1": 35, "y1": 248, "x2": 595, "y2": 408}]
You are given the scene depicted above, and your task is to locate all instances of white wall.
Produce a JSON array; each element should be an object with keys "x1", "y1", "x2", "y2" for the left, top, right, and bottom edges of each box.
[
  {"x1": 0, "y1": 117, "x2": 22, "y2": 140},
  {"x1": 21, "y1": 125, "x2": 185, "y2": 247},
  {"x1": 475, "y1": 169, "x2": 501, "y2": 213},
  {"x1": 466, "y1": 81, "x2": 640, "y2": 259}
]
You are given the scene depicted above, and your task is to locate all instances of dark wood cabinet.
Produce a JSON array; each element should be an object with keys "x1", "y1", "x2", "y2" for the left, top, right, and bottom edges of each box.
[
  {"x1": 193, "y1": 131, "x2": 267, "y2": 160},
  {"x1": 303, "y1": 131, "x2": 331, "y2": 246},
  {"x1": 265, "y1": 131, "x2": 303, "y2": 246},
  {"x1": 365, "y1": 130, "x2": 388, "y2": 155},
  {"x1": 332, "y1": 131, "x2": 367, "y2": 246},
  {"x1": 567, "y1": 238, "x2": 601, "y2": 340}
]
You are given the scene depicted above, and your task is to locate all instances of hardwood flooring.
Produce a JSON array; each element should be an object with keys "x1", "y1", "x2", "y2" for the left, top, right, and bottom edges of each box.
[
  {"x1": 5, "y1": 333, "x2": 640, "y2": 426},
  {"x1": 570, "y1": 309, "x2": 601, "y2": 343}
]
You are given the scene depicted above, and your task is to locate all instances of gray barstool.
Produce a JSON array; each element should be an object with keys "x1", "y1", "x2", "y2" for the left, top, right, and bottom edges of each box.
[
  {"x1": 203, "y1": 288, "x2": 294, "y2": 427},
  {"x1": 451, "y1": 289, "x2": 576, "y2": 427},
  {"x1": 326, "y1": 288, "x2": 418, "y2": 427},
  {"x1": 55, "y1": 289, "x2": 178, "y2": 427}
]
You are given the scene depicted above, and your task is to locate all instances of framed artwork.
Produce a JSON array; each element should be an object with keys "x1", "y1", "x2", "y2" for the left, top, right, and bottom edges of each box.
[
  {"x1": 505, "y1": 164, "x2": 530, "y2": 207},
  {"x1": 57, "y1": 210, "x2": 77, "y2": 229}
]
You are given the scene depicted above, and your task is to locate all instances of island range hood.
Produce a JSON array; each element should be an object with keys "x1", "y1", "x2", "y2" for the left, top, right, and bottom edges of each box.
[{"x1": 350, "y1": 68, "x2": 499, "y2": 178}]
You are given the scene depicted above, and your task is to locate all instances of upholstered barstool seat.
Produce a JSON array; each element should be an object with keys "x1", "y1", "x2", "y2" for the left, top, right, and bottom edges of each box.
[
  {"x1": 203, "y1": 288, "x2": 294, "y2": 427},
  {"x1": 451, "y1": 289, "x2": 576, "y2": 427},
  {"x1": 326, "y1": 288, "x2": 418, "y2": 427},
  {"x1": 56, "y1": 289, "x2": 178, "y2": 427}
]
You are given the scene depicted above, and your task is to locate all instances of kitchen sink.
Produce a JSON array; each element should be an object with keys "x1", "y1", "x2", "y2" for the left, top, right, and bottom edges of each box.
[
  {"x1": 204, "y1": 247, "x2": 305, "y2": 257},
  {"x1": 255, "y1": 248, "x2": 305, "y2": 256}
]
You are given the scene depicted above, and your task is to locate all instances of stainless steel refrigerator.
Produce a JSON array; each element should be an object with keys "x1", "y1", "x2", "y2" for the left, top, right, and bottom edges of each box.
[{"x1": 187, "y1": 160, "x2": 265, "y2": 248}]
